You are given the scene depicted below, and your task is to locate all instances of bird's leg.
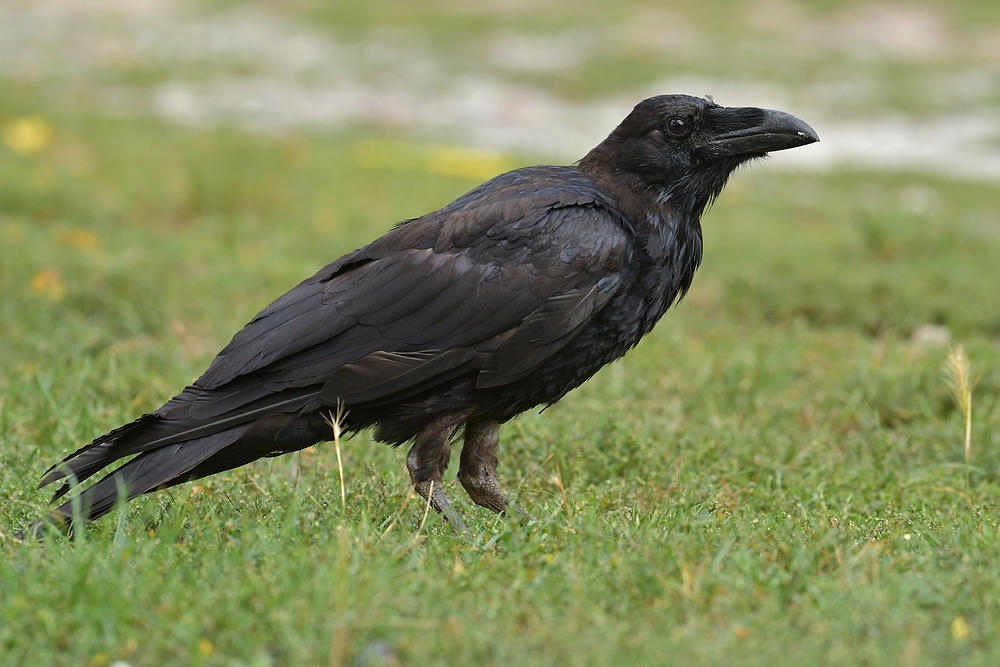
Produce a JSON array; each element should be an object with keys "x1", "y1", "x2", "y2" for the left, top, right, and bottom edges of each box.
[
  {"x1": 406, "y1": 412, "x2": 468, "y2": 533},
  {"x1": 458, "y1": 419, "x2": 530, "y2": 522}
]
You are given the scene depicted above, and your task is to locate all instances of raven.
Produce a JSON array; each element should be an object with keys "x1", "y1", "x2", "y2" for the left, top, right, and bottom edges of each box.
[{"x1": 30, "y1": 95, "x2": 818, "y2": 534}]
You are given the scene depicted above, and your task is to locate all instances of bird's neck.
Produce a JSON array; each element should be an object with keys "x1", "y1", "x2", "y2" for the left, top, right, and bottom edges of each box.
[
  {"x1": 579, "y1": 162, "x2": 705, "y2": 264},
  {"x1": 579, "y1": 153, "x2": 708, "y2": 320}
]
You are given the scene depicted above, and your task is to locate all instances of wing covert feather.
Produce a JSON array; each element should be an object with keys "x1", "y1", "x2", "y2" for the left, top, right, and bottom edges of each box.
[{"x1": 194, "y1": 166, "x2": 633, "y2": 405}]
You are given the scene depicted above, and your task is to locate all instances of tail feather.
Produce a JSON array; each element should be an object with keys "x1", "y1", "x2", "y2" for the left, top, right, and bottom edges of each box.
[
  {"x1": 39, "y1": 415, "x2": 156, "y2": 488},
  {"x1": 39, "y1": 388, "x2": 321, "y2": 495},
  {"x1": 40, "y1": 423, "x2": 251, "y2": 528}
]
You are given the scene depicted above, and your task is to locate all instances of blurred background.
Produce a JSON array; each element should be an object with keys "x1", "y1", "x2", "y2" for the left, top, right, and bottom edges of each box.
[
  {"x1": 3, "y1": 0, "x2": 1000, "y2": 475},
  {"x1": 4, "y1": 0, "x2": 1000, "y2": 173}
]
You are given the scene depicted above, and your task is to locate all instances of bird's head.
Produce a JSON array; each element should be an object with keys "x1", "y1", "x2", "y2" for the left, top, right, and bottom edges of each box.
[{"x1": 580, "y1": 94, "x2": 819, "y2": 215}]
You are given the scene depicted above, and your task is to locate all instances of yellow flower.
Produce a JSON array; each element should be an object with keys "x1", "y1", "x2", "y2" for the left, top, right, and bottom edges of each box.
[
  {"x1": 87, "y1": 653, "x2": 110, "y2": 667},
  {"x1": 30, "y1": 268, "x2": 66, "y2": 300},
  {"x1": 424, "y1": 144, "x2": 515, "y2": 180},
  {"x1": 2, "y1": 116, "x2": 54, "y2": 155},
  {"x1": 354, "y1": 139, "x2": 516, "y2": 181},
  {"x1": 951, "y1": 616, "x2": 970, "y2": 641}
]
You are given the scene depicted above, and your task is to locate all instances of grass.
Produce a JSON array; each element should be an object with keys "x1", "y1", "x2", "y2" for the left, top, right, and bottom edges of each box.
[{"x1": 3, "y1": 2, "x2": 1000, "y2": 664}]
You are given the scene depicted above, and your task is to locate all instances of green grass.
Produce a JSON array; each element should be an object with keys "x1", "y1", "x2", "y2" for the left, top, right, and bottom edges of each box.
[{"x1": 3, "y1": 2, "x2": 1000, "y2": 663}]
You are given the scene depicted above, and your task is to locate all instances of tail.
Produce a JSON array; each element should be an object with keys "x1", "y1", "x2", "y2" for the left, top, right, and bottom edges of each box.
[
  {"x1": 29, "y1": 422, "x2": 252, "y2": 535},
  {"x1": 27, "y1": 383, "x2": 325, "y2": 536}
]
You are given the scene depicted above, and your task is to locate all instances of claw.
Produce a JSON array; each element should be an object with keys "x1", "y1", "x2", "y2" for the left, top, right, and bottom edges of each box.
[{"x1": 414, "y1": 480, "x2": 469, "y2": 534}]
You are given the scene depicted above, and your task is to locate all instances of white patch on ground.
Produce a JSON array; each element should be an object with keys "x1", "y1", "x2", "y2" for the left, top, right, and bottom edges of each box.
[
  {"x1": 742, "y1": 1, "x2": 953, "y2": 60},
  {"x1": 911, "y1": 324, "x2": 952, "y2": 347},
  {"x1": 3, "y1": 0, "x2": 1000, "y2": 180},
  {"x1": 489, "y1": 31, "x2": 598, "y2": 73},
  {"x1": 834, "y1": 4, "x2": 951, "y2": 60},
  {"x1": 150, "y1": 76, "x2": 629, "y2": 159}
]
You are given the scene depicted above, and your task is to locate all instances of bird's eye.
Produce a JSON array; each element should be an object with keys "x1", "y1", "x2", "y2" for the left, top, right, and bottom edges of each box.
[{"x1": 667, "y1": 117, "x2": 689, "y2": 136}]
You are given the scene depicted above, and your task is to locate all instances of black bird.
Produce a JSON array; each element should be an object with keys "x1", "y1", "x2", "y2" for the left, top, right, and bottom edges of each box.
[{"x1": 30, "y1": 95, "x2": 818, "y2": 534}]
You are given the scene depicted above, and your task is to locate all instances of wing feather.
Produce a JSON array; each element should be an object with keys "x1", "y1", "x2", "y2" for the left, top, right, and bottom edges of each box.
[
  {"x1": 194, "y1": 167, "x2": 632, "y2": 407},
  {"x1": 476, "y1": 281, "x2": 619, "y2": 388},
  {"x1": 321, "y1": 348, "x2": 477, "y2": 405}
]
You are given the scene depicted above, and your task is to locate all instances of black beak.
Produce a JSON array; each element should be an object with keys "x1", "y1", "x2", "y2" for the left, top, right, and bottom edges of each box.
[{"x1": 706, "y1": 108, "x2": 819, "y2": 157}]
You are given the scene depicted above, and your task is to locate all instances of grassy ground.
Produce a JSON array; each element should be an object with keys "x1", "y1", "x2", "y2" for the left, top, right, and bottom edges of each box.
[{"x1": 3, "y1": 2, "x2": 1000, "y2": 665}]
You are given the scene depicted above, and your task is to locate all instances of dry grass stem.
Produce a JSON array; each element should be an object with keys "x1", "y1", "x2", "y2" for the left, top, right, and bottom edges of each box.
[
  {"x1": 394, "y1": 482, "x2": 434, "y2": 558},
  {"x1": 550, "y1": 462, "x2": 572, "y2": 521},
  {"x1": 245, "y1": 473, "x2": 269, "y2": 498},
  {"x1": 327, "y1": 623, "x2": 348, "y2": 667},
  {"x1": 944, "y1": 346, "x2": 978, "y2": 467},
  {"x1": 416, "y1": 481, "x2": 434, "y2": 534},
  {"x1": 322, "y1": 404, "x2": 348, "y2": 515}
]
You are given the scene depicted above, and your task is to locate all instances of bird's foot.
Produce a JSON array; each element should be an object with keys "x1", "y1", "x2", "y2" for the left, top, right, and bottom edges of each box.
[
  {"x1": 460, "y1": 479, "x2": 532, "y2": 526},
  {"x1": 458, "y1": 419, "x2": 532, "y2": 526},
  {"x1": 413, "y1": 480, "x2": 468, "y2": 534}
]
